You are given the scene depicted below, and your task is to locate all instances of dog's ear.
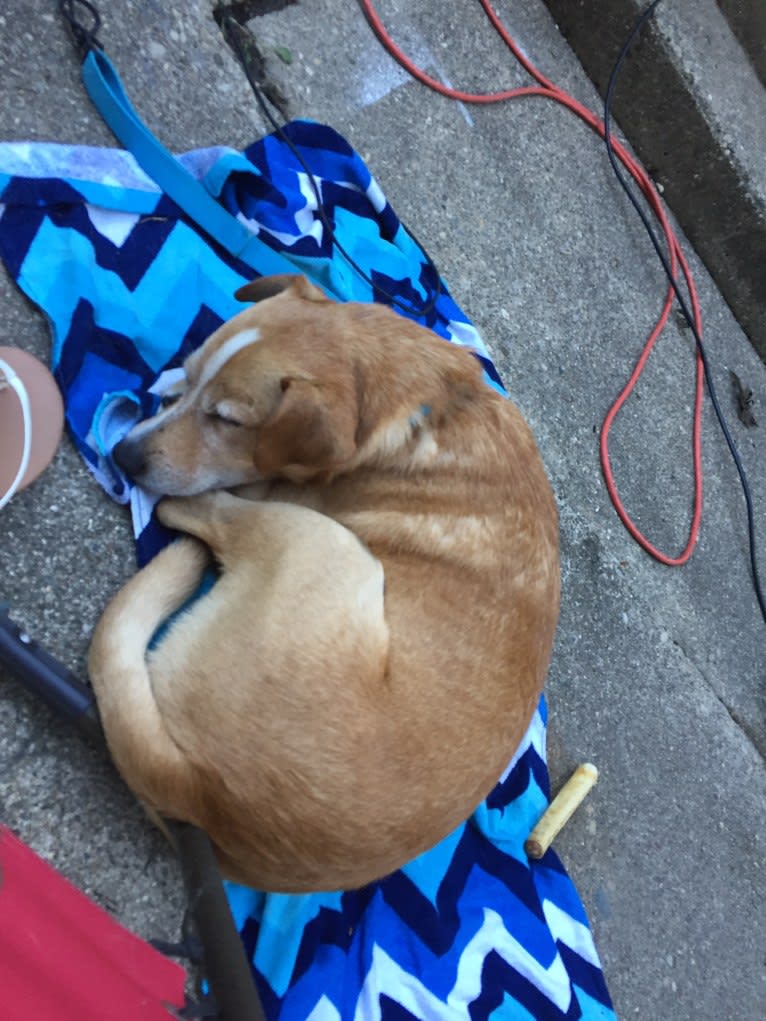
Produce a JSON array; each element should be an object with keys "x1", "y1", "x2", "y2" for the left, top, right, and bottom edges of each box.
[
  {"x1": 234, "y1": 274, "x2": 330, "y2": 305},
  {"x1": 254, "y1": 376, "x2": 357, "y2": 477}
]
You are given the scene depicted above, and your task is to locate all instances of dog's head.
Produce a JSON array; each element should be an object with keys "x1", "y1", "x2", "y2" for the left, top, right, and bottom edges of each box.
[{"x1": 114, "y1": 274, "x2": 483, "y2": 494}]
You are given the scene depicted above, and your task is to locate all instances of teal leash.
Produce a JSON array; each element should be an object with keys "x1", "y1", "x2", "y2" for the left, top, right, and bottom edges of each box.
[{"x1": 79, "y1": 46, "x2": 299, "y2": 281}]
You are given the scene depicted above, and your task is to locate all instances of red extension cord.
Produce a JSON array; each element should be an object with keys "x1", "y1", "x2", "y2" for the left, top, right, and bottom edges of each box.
[{"x1": 361, "y1": 0, "x2": 705, "y2": 567}]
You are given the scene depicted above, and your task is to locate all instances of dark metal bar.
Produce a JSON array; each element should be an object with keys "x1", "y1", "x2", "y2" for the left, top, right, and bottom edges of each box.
[
  {"x1": 169, "y1": 821, "x2": 267, "y2": 1021},
  {"x1": 0, "y1": 604, "x2": 102, "y2": 742}
]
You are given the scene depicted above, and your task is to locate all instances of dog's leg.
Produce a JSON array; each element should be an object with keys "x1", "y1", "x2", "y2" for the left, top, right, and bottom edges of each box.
[
  {"x1": 157, "y1": 492, "x2": 283, "y2": 563},
  {"x1": 88, "y1": 537, "x2": 211, "y2": 808},
  {"x1": 157, "y1": 491, "x2": 244, "y2": 534}
]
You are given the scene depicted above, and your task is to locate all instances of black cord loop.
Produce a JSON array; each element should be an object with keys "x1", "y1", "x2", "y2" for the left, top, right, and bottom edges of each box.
[{"x1": 59, "y1": 0, "x2": 103, "y2": 57}]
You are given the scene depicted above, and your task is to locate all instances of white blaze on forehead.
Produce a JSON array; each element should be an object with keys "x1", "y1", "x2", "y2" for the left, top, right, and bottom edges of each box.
[
  {"x1": 196, "y1": 328, "x2": 261, "y2": 391},
  {"x1": 125, "y1": 327, "x2": 262, "y2": 440},
  {"x1": 150, "y1": 366, "x2": 186, "y2": 398}
]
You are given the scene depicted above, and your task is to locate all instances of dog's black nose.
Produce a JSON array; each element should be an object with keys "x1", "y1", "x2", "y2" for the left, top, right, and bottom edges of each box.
[{"x1": 113, "y1": 437, "x2": 146, "y2": 480}]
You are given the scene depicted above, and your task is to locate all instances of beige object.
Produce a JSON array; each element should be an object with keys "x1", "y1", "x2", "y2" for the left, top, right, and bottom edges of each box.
[{"x1": 525, "y1": 762, "x2": 599, "y2": 859}]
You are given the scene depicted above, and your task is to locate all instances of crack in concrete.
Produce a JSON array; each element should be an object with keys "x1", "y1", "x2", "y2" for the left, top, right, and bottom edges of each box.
[
  {"x1": 214, "y1": 0, "x2": 297, "y2": 21},
  {"x1": 213, "y1": 0, "x2": 296, "y2": 119},
  {"x1": 670, "y1": 638, "x2": 766, "y2": 761}
]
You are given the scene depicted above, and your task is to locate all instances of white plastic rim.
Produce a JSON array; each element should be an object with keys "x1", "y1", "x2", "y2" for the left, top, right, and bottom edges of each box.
[{"x1": 0, "y1": 356, "x2": 32, "y2": 510}]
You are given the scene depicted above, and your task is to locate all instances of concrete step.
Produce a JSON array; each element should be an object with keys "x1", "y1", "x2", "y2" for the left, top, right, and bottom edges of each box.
[{"x1": 542, "y1": 0, "x2": 766, "y2": 362}]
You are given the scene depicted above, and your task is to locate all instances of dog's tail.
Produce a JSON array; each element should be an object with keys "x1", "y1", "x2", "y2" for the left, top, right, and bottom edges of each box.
[{"x1": 88, "y1": 537, "x2": 211, "y2": 808}]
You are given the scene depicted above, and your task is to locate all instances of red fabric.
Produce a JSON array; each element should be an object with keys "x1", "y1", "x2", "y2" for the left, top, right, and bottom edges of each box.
[{"x1": 0, "y1": 826, "x2": 185, "y2": 1020}]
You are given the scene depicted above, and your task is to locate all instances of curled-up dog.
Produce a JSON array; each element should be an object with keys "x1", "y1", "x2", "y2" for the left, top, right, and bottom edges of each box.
[{"x1": 89, "y1": 274, "x2": 559, "y2": 893}]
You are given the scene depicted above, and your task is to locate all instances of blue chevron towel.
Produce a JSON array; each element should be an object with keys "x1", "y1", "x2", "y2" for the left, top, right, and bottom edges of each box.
[{"x1": 0, "y1": 122, "x2": 615, "y2": 1020}]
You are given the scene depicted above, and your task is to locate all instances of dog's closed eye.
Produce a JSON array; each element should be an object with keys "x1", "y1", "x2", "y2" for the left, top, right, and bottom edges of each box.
[
  {"x1": 159, "y1": 391, "x2": 183, "y2": 409},
  {"x1": 205, "y1": 400, "x2": 253, "y2": 428},
  {"x1": 208, "y1": 408, "x2": 244, "y2": 427}
]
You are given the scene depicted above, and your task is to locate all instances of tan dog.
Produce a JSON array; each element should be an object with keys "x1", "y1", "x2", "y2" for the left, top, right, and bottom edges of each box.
[{"x1": 88, "y1": 275, "x2": 559, "y2": 892}]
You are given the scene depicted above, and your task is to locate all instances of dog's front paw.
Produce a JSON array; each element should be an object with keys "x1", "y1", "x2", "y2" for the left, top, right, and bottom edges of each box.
[
  {"x1": 156, "y1": 493, "x2": 217, "y2": 532},
  {"x1": 157, "y1": 491, "x2": 248, "y2": 541}
]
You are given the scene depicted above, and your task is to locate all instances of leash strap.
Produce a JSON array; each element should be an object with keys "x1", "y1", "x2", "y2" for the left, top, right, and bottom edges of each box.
[{"x1": 81, "y1": 48, "x2": 295, "y2": 278}]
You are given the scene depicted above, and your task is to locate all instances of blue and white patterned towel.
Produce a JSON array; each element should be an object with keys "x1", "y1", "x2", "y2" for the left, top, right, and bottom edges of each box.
[{"x1": 0, "y1": 122, "x2": 615, "y2": 1020}]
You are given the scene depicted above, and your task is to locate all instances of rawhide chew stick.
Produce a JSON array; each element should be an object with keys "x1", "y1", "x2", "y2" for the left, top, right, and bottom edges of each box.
[{"x1": 525, "y1": 762, "x2": 599, "y2": 860}]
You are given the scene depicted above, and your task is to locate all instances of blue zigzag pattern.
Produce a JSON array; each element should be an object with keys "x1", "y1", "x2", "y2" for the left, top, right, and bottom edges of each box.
[{"x1": 0, "y1": 123, "x2": 615, "y2": 1020}]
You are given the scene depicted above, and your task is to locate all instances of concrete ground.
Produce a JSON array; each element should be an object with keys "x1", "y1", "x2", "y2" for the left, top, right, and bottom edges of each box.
[{"x1": 1, "y1": 1, "x2": 764, "y2": 1018}]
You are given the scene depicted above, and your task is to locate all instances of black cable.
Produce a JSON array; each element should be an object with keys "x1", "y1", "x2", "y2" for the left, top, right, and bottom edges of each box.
[
  {"x1": 59, "y1": 0, "x2": 103, "y2": 55},
  {"x1": 604, "y1": 0, "x2": 766, "y2": 624},
  {"x1": 220, "y1": 14, "x2": 443, "y2": 319}
]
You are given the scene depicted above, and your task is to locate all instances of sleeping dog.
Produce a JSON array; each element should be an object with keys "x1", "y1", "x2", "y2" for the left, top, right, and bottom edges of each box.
[{"x1": 89, "y1": 274, "x2": 559, "y2": 892}]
